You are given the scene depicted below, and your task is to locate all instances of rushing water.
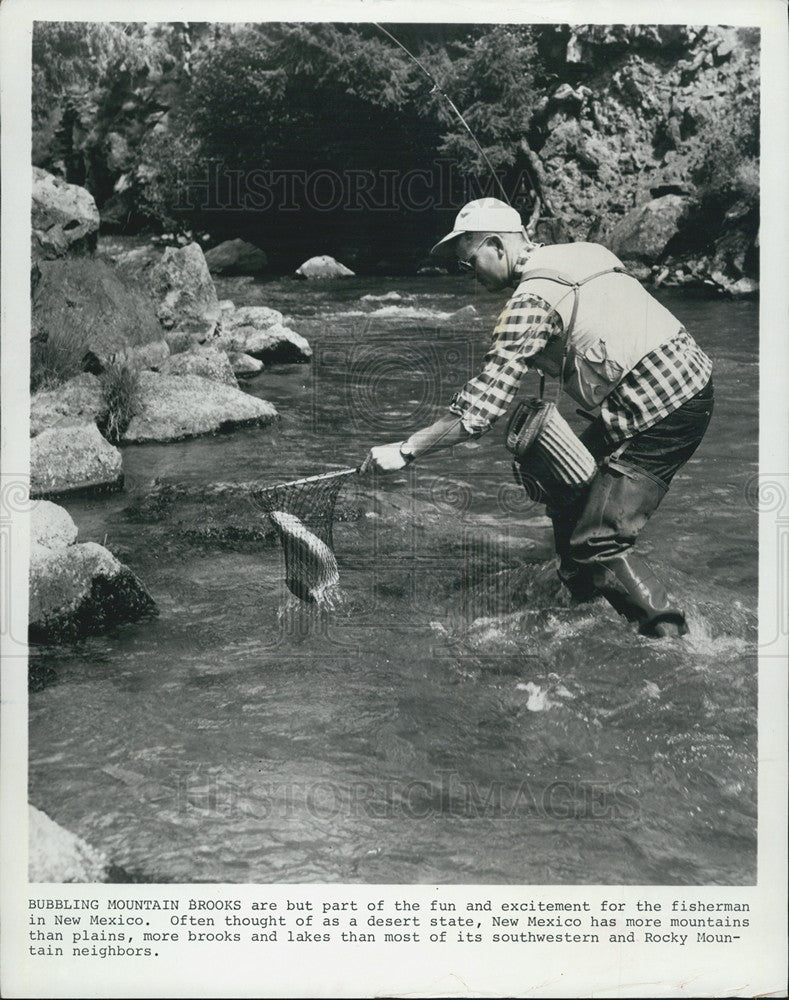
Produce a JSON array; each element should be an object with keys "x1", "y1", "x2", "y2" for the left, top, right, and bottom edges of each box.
[{"x1": 28, "y1": 272, "x2": 758, "y2": 885}]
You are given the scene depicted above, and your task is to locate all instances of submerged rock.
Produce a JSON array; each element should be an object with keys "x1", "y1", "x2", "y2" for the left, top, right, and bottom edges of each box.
[
  {"x1": 160, "y1": 344, "x2": 237, "y2": 386},
  {"x1": 31, "y1": 167, "x2": 99, "y2": 262},
  {"x1": 29, "y1": 540, "x2": 156, "y2": 643},
  {"x1": 450, "y1": 304, "x2": 479, "y2": 321},
  {"x1": 122, "y1": 371, "x2": 277, "y2": 443},
  {"x1": 31, "y1": 423, "x2": 123, "y2": 498},
  {"x1": 604, "y1": 195, "x2": 688, "y2": 265},
  {"x1": 150, "y1": 242, "x2": 220, "y2": 347},
  {"x1": 30, "y1": 373, "x2": 107, "y2": 437},
  {"x1": 205, "y1": 238, "x2": 268, "y2": 275},
  {"x1": 295, "y1": 255, "x2": 355, "y2": 279},
  {"x1": 29, "y1": 805, "x2": 108, "y2": 883}
]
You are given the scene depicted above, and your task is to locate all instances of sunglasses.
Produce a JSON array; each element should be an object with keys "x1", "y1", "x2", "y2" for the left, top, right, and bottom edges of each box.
[{"x1": 456, "y1": 235, "x2": 490, "y2": 273}]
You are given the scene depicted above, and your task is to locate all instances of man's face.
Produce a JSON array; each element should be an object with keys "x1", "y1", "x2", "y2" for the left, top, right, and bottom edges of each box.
[{"x1": 455, "y1": 233, "x2": 510, "y2": 291}]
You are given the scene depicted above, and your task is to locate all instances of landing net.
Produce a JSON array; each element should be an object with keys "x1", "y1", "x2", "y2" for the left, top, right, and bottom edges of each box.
[{"x1": 252, "y1": 468, "x2": 356, "y2": 603}]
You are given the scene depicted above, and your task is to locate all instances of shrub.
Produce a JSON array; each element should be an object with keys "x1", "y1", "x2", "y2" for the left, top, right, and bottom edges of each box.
[{"x1": 99, "y1": 360, "x2": 141, "y2": 444}]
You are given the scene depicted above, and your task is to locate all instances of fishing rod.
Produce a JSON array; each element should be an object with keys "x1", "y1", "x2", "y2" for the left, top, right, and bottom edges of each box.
[{"x1": 372, "y1": 22, "x2": 514, "y2": 207}]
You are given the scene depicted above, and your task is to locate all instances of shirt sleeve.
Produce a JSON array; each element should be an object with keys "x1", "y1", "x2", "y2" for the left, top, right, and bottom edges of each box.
[{"x1": 448, "y1": 293, "x2": 562, "y2": 435}]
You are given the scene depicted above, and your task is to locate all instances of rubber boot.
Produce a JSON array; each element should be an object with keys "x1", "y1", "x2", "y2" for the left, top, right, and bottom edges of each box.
[
  {"x1": 542, "y1": 476, "x2": 596, "y2": 602},
  {"x1": 591, "y1": 552, "x2": 688, "y2": 637},
  {"x1": 566, "y1": 461, "x2": 687, "y2": 637}
]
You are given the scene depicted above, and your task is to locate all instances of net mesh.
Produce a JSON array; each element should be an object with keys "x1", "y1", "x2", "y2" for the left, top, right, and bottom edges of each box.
[{"x1": 252, "y1": 469, "x2": 355, "y2": 603}]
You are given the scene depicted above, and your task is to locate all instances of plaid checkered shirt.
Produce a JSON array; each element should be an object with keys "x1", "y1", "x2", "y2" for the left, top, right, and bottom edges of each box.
[{"x1": 449, "y1": 253, "x2": 713, "y2": 445}]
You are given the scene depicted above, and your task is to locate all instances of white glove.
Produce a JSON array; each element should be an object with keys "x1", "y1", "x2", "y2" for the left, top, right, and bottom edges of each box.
[{"x1": 360, "y1": 441, "x2": 412, "y2": 474}]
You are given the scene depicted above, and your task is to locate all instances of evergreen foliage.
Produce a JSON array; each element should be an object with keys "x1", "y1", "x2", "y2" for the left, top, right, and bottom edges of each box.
[{"x1": 31, "y1": 21, "x2": 759, "y2": 272}]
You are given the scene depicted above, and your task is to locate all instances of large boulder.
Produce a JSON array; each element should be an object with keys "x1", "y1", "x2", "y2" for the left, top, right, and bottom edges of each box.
[
  {"x1": 160, "y1": 344, "x2": 237, "y2": 386},
  {"x1": 32, "y1": 257, "x2": 163, "y2": 373},
  {"x1": 205, "y1": 238, "x2": 268, "y2": 275},
  {"x1": 150, "y1": 242, "x2": 220, "y2": 348},
  {"x1": 29, "y1": 540, "x2": 156, "y2": 643},
  {"x1": 295, "y1": 255, "x2": 355, "y2": 279},
  {"x1": 29, "y1": 805, "x2": 108, "y2": 883},
  {"x1": 31, "y1": 167, "x2": 99, "y2": 262},
  {"x1": 122, "y1": 371, "x2": 278, "y2": 443},
  {"x1": 30, "y1": 500, "x2": 78, "y2": 552},
  {"x1": 604, "y1": 195, "x2": 688, "y2": 265},
  {"x1": 218, "y1": 305, "x2": 312, "y2": 363},
  {"x1": 30, "y1": 373, "x2": 107, "y2": 437},
  {"x1": 31, "y1": 423, "x2": 123, "y2": 498}
]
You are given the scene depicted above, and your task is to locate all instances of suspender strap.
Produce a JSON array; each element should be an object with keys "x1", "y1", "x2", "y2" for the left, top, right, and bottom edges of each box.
[{"x1": 517, "y1": 265, "x2": 635, "y2": 401}]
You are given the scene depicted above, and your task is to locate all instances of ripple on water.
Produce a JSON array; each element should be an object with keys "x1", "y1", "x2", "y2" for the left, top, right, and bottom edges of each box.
[{"x1": 28, "y1": 279, "x2": 758, "y2": 884}]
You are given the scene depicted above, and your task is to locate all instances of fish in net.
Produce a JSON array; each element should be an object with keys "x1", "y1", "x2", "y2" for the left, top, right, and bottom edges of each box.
[{"x1": 252, "y1": 468, "x2": 356, "y2": 603}]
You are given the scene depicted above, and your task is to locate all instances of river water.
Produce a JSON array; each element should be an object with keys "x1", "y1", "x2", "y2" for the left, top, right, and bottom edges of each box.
[{"x1": 28, "y1": 273, "x2": 758, "y2": 885}]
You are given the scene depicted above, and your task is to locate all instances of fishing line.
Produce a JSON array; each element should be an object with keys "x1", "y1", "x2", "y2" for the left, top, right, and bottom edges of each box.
[{"x1": 372, "y1": 22, "x2": 516, "y2": 207}]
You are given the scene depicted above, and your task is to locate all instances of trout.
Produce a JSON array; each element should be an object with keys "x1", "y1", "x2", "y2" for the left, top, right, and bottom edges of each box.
[{"x1": 268, "y1": 510, "x2": 339, "y2": 603}]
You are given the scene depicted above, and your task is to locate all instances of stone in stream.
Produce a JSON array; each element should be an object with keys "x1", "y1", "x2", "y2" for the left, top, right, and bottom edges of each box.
[
  {"x1": 29, "y1": 539, "x2": 157, "y2": 643},
  {"x1": 241, "y1": 323, "x2": 312, "y2": 363},
  {"x1": 28, "y1": 483, "x2": 157, "y2": 647},
  {"x1": 227, "y1": 352, "x2": 265, "y2": 378},
  {"x1": 450, "y1": 304, "x2": 479, "y2": 321},
  {"x1": 205, "y1": 238, "x2": 268, "y2": 275},
  {"x1": 295, "y1": 255, "x2": 355, "y2": 279},
  {"x1": 150, "y1": 242, "x2": 221, "y2": 348},
  {"x1": 217, "y1": 304, "x2": 312, "y2": 363},
  {"x1": 30, "y1": 423, "x2": 123, "y2": 498},
  {"x1": 122, "y1": 371, "x2": 277, "y2": 443},
  {"x1": 29, "y1": 805, "x2": 108, "y2": 883}
]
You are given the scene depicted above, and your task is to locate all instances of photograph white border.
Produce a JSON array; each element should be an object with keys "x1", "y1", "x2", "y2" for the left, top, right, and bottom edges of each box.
[{"x1": 2, "y1": 1, "x2": 786, "y2": 996}]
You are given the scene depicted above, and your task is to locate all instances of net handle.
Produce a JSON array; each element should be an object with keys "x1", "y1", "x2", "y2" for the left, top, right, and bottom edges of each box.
[{"x1": 260, "y1": 467, "x2": 359, "y2": 490}]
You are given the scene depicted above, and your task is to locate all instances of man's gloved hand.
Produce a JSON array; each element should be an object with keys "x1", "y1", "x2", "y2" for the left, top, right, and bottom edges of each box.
[{"x1": 360, "y1": 441, "x2": 411, "y2": 474}]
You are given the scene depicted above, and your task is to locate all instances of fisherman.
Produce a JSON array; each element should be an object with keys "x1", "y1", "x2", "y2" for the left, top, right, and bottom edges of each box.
[{"x1": 361, "y1": 198, "x2": 714, "y2": 638}]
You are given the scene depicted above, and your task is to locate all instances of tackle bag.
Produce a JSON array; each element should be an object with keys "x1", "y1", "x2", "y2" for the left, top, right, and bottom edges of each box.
[{"x1": 506, "y1": 398, "x2": 597, "y2": 491}]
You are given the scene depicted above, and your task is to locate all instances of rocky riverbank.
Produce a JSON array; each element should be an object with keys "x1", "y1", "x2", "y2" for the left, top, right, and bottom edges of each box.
[{"x1": 28, "y1": 166, "x2": 317, "y2": 648}]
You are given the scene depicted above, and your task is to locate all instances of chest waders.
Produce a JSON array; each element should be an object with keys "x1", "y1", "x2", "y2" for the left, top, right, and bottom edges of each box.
[{"x1": 512, "y1": 266, "x2": 689, "y2": 638}]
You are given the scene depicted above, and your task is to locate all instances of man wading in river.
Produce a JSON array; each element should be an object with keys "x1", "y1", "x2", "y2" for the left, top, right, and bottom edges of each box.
[{"x1": 361, "y1": 198, "x2": 714, "y2": 638}]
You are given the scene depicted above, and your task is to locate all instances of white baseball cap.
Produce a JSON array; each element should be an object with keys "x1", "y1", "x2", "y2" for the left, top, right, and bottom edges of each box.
[{"x1": 430, "y1": 198, "x2": 526, "y2": 257}]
